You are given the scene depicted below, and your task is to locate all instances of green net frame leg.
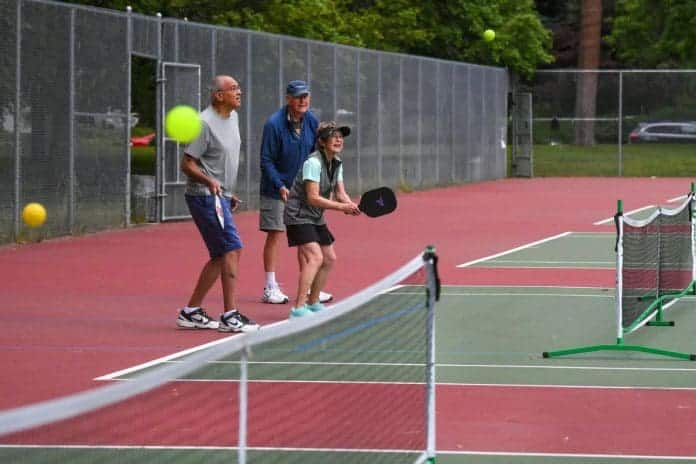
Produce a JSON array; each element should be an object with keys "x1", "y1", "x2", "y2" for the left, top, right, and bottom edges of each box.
[{"x1": 543, "y1": 340, "x2": 696, "y2": 361}]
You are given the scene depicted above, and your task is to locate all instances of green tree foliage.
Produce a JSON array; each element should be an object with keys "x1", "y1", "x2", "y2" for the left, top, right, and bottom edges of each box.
[
  {"x1": 60, "y1": 0, "x2": 553, "y2": 77},
  {"x1": 608, "y1": 0, "x2": 696, "y2": 68}
]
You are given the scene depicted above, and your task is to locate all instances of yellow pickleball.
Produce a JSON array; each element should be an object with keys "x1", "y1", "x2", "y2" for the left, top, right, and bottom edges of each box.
[
  {"x1": 165, "y1": 105, "x2": 202, "y2": 143},
  {"x1": 22, "y1": 202, "x2": 46, "y2": 228}
]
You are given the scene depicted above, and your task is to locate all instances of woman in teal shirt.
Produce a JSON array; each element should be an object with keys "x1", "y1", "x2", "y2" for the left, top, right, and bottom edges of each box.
[{"x1": 283, "y1": 121, "x2": 361, "y2": 318}]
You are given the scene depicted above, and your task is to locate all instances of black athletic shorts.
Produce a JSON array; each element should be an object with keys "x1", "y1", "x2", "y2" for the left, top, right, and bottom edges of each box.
[{"x1": 286, "y1": 223, "x2": 335, "y2": 247}]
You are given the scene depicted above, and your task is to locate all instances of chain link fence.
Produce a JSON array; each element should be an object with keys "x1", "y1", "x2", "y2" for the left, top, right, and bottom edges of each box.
[
  {"x1": 1, "y1": 0, "x2": 508, "y2": 244},
  {"x1": 517, "y1": 70, "x2": 696, "y2": 176}
]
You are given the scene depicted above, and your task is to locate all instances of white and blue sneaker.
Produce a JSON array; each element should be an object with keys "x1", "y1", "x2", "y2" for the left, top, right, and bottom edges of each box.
[{"x1": 177, "y1": 308, "x2": 219, "y2": 330}]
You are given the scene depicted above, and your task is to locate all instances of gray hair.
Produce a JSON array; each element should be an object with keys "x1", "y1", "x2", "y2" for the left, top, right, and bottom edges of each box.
[{"x1": 209, "y1": 75, "x2": 232, "y2": 104}]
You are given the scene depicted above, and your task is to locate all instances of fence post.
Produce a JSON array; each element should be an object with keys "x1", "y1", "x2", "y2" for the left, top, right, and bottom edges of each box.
[
  {"x1": 618, "y1": 71, "x2": 623, "y2": 176},
  {"x1": 13, "y1": 0, "x2": 22, "y2": 241}
]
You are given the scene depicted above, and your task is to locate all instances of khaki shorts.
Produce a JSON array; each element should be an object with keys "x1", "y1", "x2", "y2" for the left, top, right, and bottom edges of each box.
[{"x1": 259, "y1": 195, "x2": 285, "y2": 232}]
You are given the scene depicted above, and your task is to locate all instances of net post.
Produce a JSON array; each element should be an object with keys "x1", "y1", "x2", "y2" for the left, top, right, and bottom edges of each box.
[
  {"x1": 238, "y1": 345, "x2": 250, "y2": 464},
  {"x1": 615, "y1": 199, "x2": 624, "y2": 344},
  {"x1": 687, "y1": 172, "x2": 696, "y2": 294},
  {"x1": 423, "y1": 245, "x2": 439, "y2": 463}
]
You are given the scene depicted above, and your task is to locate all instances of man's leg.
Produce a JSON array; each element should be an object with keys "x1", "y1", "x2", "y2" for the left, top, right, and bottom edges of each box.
[
  {"x1": 263, "y1": 230, "x2": 284, "y2": 274},
  {"x1": 262, "y1": 230, "x2": 290, "y2": 303},
  {"x1": 187, "y1": 257, "x2": 222, "y2": 307},
  {"x1": 219, "y1": 248, "x2": 260, "y2": 333},
  {"x1": 177, "y1": 257, "x2": 221, "y2": 329},
  {"x1": 221, "y1": 249, "x2": 241, "y2": 311}
]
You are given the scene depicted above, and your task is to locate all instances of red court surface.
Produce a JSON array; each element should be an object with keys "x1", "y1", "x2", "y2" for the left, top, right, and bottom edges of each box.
[{"x1": 2, "y1": 176, "x2": 696, "y2": 457}]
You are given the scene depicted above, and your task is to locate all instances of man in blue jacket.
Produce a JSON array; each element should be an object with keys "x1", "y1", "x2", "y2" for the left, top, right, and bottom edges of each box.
[{"x1": 259, "y1": 80, "x2": 332, "y2": 305}]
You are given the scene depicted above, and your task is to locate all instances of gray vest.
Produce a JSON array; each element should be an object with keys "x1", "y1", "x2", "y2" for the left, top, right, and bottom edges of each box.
[{"x1": 284, "y1": 151, "x2": 342, "y2": 226}]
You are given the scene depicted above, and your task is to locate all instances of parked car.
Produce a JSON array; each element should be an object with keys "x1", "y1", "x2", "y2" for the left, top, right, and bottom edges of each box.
[{"x1": 628, "y1": 121, "x2": 696, "y2": 143}]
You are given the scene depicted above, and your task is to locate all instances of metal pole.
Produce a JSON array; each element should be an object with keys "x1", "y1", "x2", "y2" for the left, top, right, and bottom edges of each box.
[
  {"x1": 333, "y1": 46, "x2": 337, "y2": 118},
  {"x1": 417, "y1": 60, "x2": 422, "y2": 186},
  {"x1": 377, "y1": 55, "x2": 383, "y2": 185},
  {"x1": 424, "y1": 246, "x2": 438, "y2": 462},
  {"x1": 68, "y1": 8, "x2": 75, "y2": 232},
  {"x1": 13, "y1": 0, "x2": 22, "y2": 241},
  {"x1": 125, "y1": 6, "x2": 133, "y2": 226},
  {"x1": 211, "y1": 29, "x2": 216, "y2": 78},
  {"x1": 155, "y1": 12, "x2": 163, "y2": 222},
  {"x1": 356, "y1": 51, "x2": 362, "y2": 193},
  {"x1": 246, "y1": 32, "x2": 253, "y2": 205},
  {"x1": 450, "y1": 65, "x2": 455, "y2": 183},
  {"x1": 278, "y1": 39, "x2": 284, "y2": 107},
  {"x1": 435, "y1": 62, "x2": 440, "y2": 185},
  {"x1": 237, "y1": 346, "x2": 249, "y2": 464},
  {"x1": 618, "y1": 71, "x2": 623, "y2": 177},
  {"x1": 615, "y1": 200, "x2": 624, "y2": 344},
  {"x1": 245, "y1": 33, "x2": 252, "y2": 206},
  {"x1": 398, "y1": 57, "x2": 403, "y2": 185}
]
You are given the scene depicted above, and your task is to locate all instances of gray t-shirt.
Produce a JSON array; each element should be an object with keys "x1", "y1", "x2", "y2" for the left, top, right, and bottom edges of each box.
[{"x1": 184, "y1": 106, "x2": 241, "y2": 197}]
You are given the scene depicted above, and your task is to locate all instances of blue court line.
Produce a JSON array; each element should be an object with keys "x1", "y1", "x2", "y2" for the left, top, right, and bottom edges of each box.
[{"x1": 294, "y1": 302, "x2": 426, "y2": 353}]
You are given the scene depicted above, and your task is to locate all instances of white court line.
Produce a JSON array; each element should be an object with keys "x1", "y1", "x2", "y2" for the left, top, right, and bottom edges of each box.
[
  {"x1": 487, "y1": 259, "x2": 613, "y2": 266},
  {"x1": 438, "y1": 381, "x2": 696, "y2": 391},
  {"x1": 438, "y1": 292, "x2": 613, "y2": 297},
  {"x1": 438, "y1": 363, "x2": 696, "y2": 372},
  {"x1": 456, "y1": 232, "x2": 571, "y2": 268},
  {"x1": 96, "y1": 284, "x2": 408, "y2": 381},
  {"x1": 440, "y1": 450, "x2": 696, "y2": 461},
  {"x1": 594, "y1": 204, "x2": 655, "y2": 225},
  {"x1": 668, "y1": 194, "x2": 687, "y2": 203},
  {"x1": 94, "y1": 318, "x2": 290, "y2": 381},
  {"x1": 0, "y1": 444, "x2": 419, "y2": 454},
  {"x1": 1, "y1": 444, "x2": 692, "y2": 460}
]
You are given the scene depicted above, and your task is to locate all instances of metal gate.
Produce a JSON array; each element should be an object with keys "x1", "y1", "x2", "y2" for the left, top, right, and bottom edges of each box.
[
  {"x1": 511, "y1": 92, "x2": 533, "y2": 177},
  {"x1": 158, "y1": 62, "x2": 201, "y2": 221}
]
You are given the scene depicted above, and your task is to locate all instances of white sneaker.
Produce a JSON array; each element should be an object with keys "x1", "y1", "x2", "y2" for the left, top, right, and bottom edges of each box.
[
  {"x1": 306, "y1": 291, "x2": 333, "y2": 303},
  {"x1": 176, "y1": 308, "x2": 219, "y2": 330},
  {"x1": 262, "y1": 286, "x2": 289, "y2": 304},
  {"x1": 319, "y1": 291, "x2": 333, "y2": 303}
]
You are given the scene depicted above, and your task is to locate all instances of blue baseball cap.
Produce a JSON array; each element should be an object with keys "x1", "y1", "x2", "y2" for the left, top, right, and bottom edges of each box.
[{"x1": 286, "y1": 80, "x2": 310, "y2": 97}]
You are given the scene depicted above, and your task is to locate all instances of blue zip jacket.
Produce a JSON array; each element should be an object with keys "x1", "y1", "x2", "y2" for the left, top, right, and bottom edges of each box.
[{"x1": 259, "y1": 106, "x2": 318, "y2": 199}]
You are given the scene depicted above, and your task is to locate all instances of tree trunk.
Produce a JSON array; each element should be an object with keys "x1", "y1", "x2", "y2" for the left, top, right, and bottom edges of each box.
[{"x1": 574, "y1": 0, "x2": 602, "y2": 146}]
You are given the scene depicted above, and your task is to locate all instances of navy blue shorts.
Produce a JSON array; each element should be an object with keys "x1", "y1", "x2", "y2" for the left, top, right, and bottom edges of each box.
[{"x1": 186, "y1": 195, "x2": 242, "y2": 258}]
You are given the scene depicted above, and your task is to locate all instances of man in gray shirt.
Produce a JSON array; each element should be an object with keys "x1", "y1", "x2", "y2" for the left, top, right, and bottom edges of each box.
[{"x1": 176, "y1": 75, "x2": 259, "y2": 333}]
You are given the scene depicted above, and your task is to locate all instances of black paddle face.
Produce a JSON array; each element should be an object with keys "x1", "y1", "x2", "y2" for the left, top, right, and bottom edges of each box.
[{"x1": 358, "y1": 187, "x2": 397, "y2": 217}]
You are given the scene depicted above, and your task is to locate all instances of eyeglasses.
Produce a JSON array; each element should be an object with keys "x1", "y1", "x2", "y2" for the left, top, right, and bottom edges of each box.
[{"x1": 217, "y1": 85, "x2": 240, "y2": 92}]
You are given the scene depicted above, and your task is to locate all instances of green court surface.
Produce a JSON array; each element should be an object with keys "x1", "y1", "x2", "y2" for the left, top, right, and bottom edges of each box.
[
  {"x1": 435, "y1": 285, "x2": 696, "y2": 388},
  {"x1": 468, "y1": 232, "x2": 615, "y2": 268}
]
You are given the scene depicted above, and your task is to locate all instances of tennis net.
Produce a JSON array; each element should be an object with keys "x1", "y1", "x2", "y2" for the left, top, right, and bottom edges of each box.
[
  {"x1": 544, "y1": 191, "x2": 696, "y2": 360},
  {"x1": 620, "y1": 193, "x2": 696, "y2": 334},
  {"x1": 0, "y1": 247, "x2": 439, "y2": 463}
]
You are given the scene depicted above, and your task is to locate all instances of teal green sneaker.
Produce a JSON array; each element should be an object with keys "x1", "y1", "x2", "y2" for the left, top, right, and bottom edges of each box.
[
  {"x1": 289, "y1": 305, "x2": 313, "y2": 318},
  {"x1": 306, "y1": 302, "x2": 326, "y2": 313}
]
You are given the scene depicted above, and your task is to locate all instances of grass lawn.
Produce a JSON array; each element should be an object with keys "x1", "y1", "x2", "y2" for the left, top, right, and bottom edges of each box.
[{"x1": 516, "y1": 143, "x2": 696, "y2": 177}]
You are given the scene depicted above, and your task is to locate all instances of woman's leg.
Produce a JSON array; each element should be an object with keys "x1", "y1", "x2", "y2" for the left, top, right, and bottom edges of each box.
[
  {"x1": 294, "y1": 242, "x2": 323, "y2": 308},
  {"x1": 308, "y1": 244, "x2": 336, "y2": 304}
]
